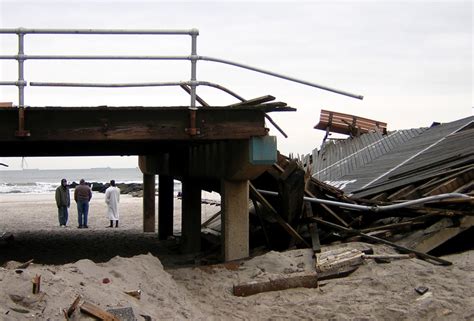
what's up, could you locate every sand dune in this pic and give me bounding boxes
[1,193,473,320]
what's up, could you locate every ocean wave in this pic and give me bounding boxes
[0,182,58,194]
[0,180,181,194]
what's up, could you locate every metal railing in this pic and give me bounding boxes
[0,27,364,108]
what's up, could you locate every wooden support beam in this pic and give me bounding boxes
[181,178,202,254]
[0,106,282,157]
[158,175,174,240]
[304,201,321,254]
[278,160,305,225]
[252,198,272,249]
[143,173,156,233]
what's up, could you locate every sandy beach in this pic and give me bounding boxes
[1,192,473,320]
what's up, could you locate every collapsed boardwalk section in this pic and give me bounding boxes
[0,104,293,261]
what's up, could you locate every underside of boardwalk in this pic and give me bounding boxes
[0,103,293,261]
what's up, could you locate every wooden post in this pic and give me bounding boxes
[158,175,174,240]
[143,174,156,232]
[32,274,41,294]
[181,178,201,253]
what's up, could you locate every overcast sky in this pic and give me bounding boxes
[0,0,472,170]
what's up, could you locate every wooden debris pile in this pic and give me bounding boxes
[251,156,474,264]
[202,152,473,266]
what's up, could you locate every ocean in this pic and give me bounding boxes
[0,167,181,194]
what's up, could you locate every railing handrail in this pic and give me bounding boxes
[0,27,363,110]
[0,27,199,35]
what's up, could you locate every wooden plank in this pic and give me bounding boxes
[80,302,120,321]
[386,184,416,201]
[65,295,82,318]
[414,216,474,253]
[228,95,275,107]
[423,168,474,196]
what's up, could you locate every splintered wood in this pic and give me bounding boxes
[316,248,364,272]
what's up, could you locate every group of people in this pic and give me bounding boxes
[55,178,121,229]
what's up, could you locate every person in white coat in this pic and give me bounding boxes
[105,180,121,228]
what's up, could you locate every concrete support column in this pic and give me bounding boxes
[143,173,156,232]
[158,175,174,240]
[221,179,249,261]
[181,178,201,253]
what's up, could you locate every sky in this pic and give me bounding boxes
[0,0,472,170]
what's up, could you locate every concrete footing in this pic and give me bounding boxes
[221,179,249,261]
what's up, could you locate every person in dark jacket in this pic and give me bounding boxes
[74,178,92,228]
[55,178,70,227]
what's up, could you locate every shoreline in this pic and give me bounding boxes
[0,192,220,233]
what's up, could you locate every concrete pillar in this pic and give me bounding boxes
[181,178,201,253]
[143,173,156,232]
[158,175,174,240]
[221,179,249,261]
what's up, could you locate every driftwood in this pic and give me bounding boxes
[233,273,318,297]
[16,259,34,269]
[233,263,361,297]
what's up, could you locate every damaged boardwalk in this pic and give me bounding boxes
[0,102,291,261]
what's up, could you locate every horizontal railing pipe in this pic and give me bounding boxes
[0,28,199,35]
[0,81,21,86]
[199,56,364,100]
[257,189,470,212]
[30,81,193,88]
[0,55,191,60]
[28,81,247,102]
